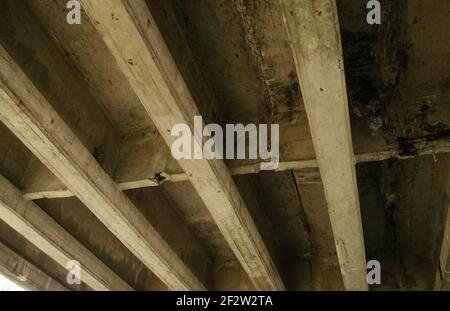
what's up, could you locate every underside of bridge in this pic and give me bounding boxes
[0,0,449,291]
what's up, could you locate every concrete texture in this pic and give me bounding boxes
[0,0,449,290]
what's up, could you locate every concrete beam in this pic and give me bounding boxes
[0,241,67,291]
[81,0,285,290]
[292,169,344,290]
[280,0,368,290]
[20,133,450,201]
[0,175,132,290]
[0,44,205,290]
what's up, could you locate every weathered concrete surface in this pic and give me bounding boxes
[0,240,67,291]
[293,169,344,290]
[358,155,450,290]
[173,0,315,165]
[339,0,450,155]
[389,155,450,290]
[0,219,88,291]
[38,197,168,291]
[160,180,254,290]
[0,0,449,291]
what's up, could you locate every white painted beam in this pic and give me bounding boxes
[0,45,205,291]
[280,0,368,290]
[81,0,285,290]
